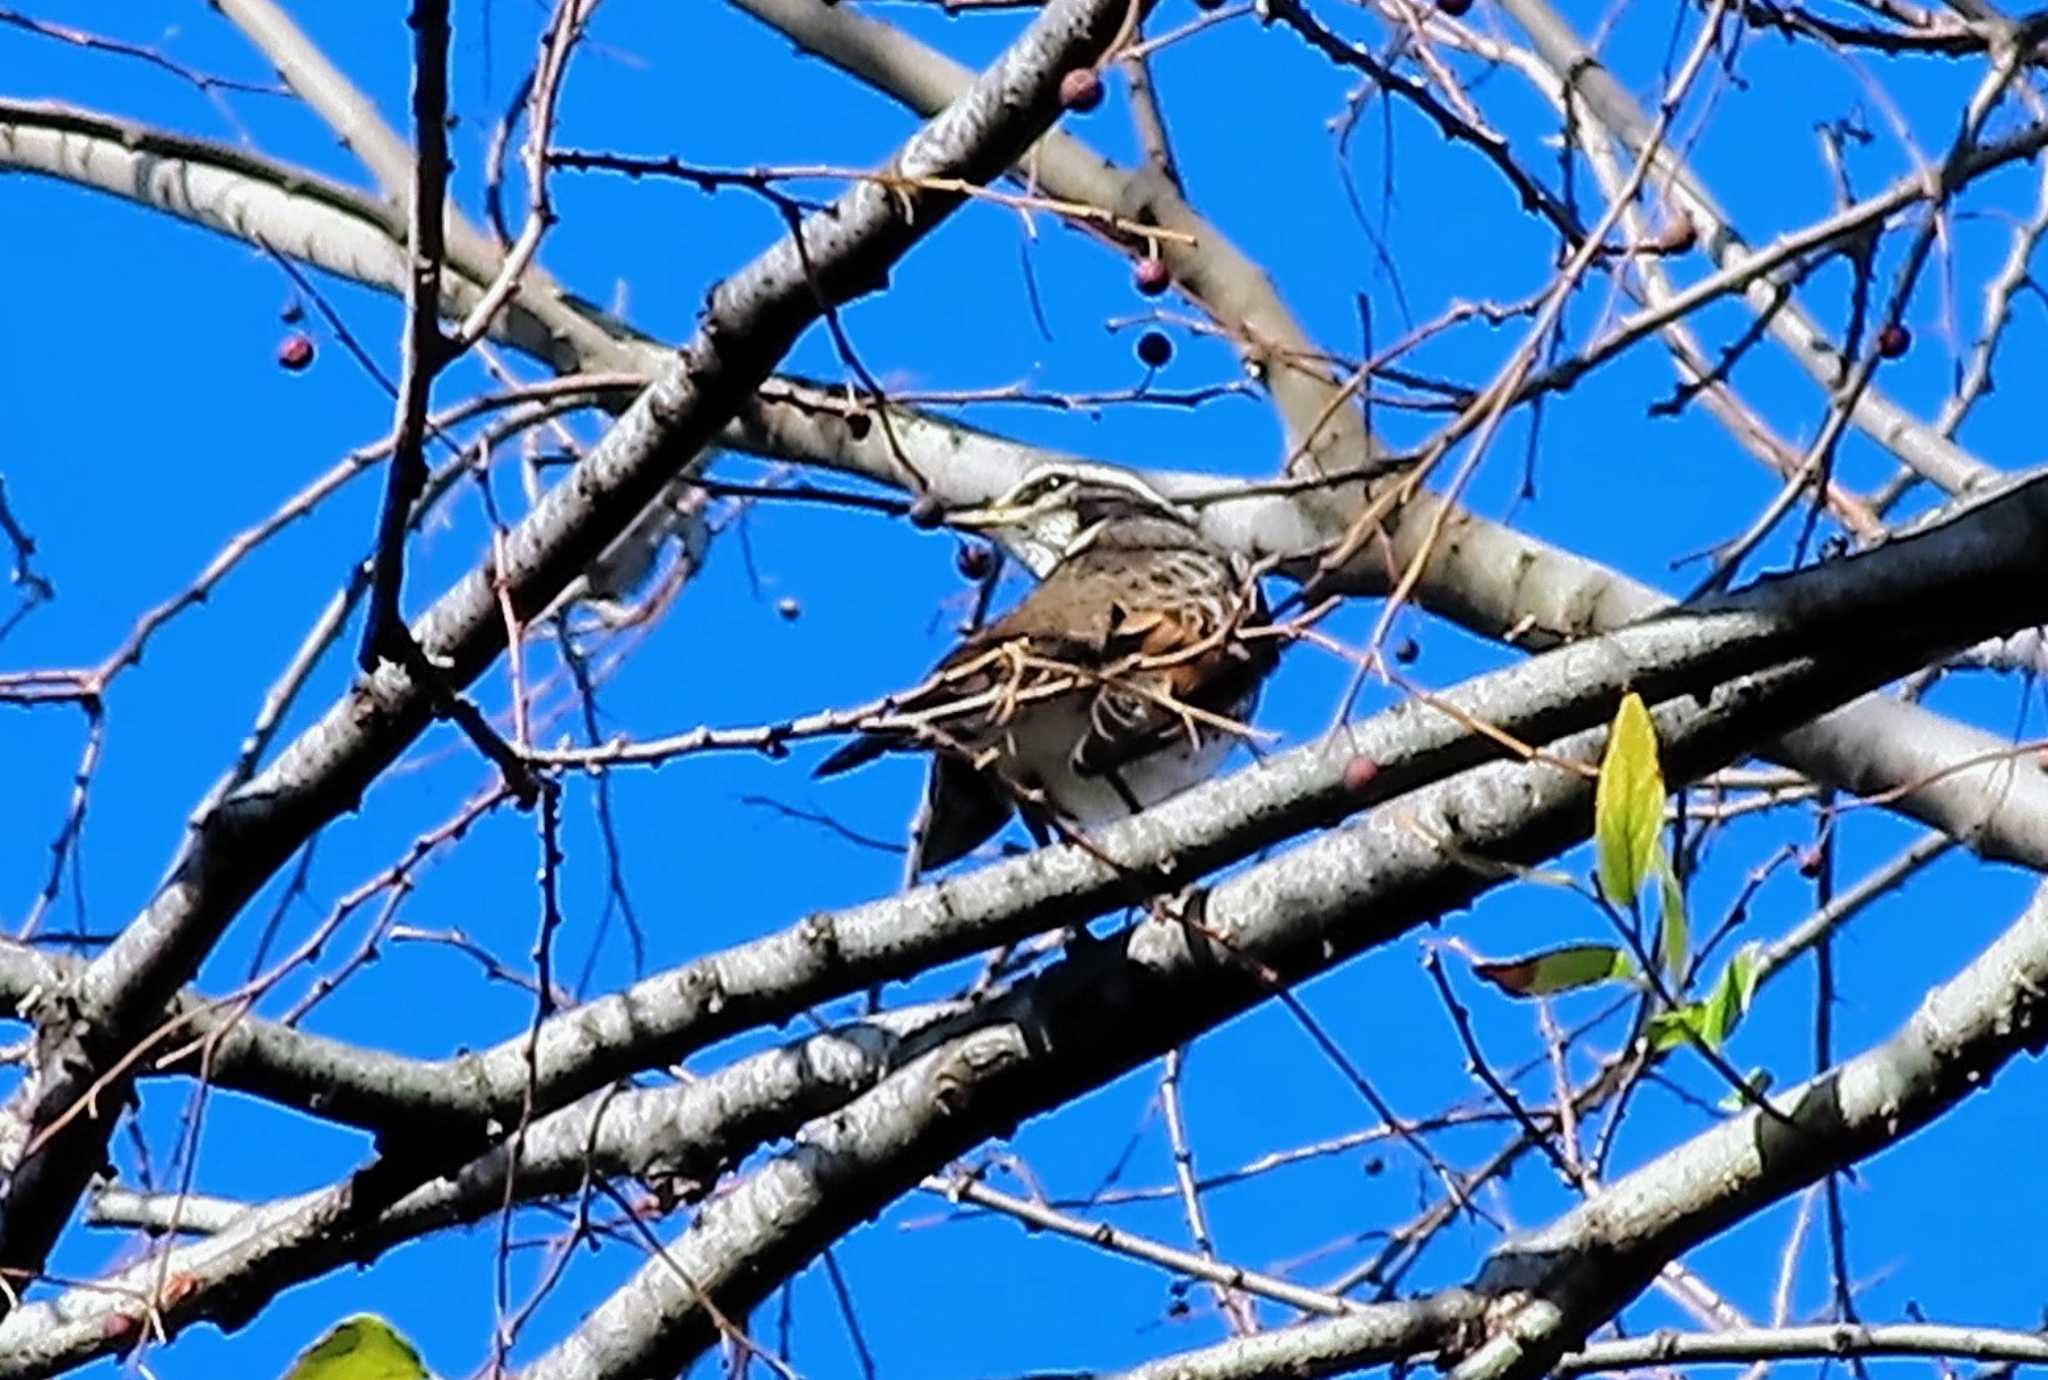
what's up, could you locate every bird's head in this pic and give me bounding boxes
[947,463,1195,575]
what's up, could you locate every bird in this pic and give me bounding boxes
[814,462,1279,875]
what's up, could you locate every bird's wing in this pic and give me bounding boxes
[815,548,1272,779]
[811,556,1127,781]
[1071,581,1275,777]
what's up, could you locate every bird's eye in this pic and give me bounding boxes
[1012,472,1072,507]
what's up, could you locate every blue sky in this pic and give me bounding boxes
[2,1,2045,1376]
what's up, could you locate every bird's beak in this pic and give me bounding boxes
[944,501,1033,531]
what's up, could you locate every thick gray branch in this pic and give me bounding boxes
[0,1004,953,1376]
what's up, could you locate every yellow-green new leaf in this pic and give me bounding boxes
[1645,1003,1705,1053]
[280,1316,427,1380]
[1645,944,1764,1055]
[1699,942,1764,1048]
[1595,692,1665,908]
[1472,943,1633,997]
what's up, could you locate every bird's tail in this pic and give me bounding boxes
[812,733,891,778]
[912,754,1014,872]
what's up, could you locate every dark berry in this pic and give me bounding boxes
[1876,323,1912,359]
[846,411,872,440]
[1437,0,1473,14]
[776,597,801,622]
[1135,330,1173,368]
[1133,256,1171,296]
[1058,68,1103,113]
[955,541,995,580]
[280,297,305,324]
[276,333,315,372]
[1393,636,1420,664]
[908,494,945,529]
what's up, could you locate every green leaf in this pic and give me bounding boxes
[1645,1003,1706,1053]
[1472,943,1633,997]
[1717,1066,1775,1113]
[1698,942,1764,1048]
[1594,692,1666,909]
[1645,944,1763,1055]
[1655,855,1688,984]
[281,1316,428,1380]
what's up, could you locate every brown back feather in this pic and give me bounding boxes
[817,534,1275,784]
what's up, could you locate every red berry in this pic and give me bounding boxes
[1876,323,1911,359]
[1059,68,1103,113]
[955,541,995,580]
[1133,256,1171,296]
[1135,330,1173,368]
[276,332,315,372]
[1343,756,1381,794]
[1658,211,1698,253]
